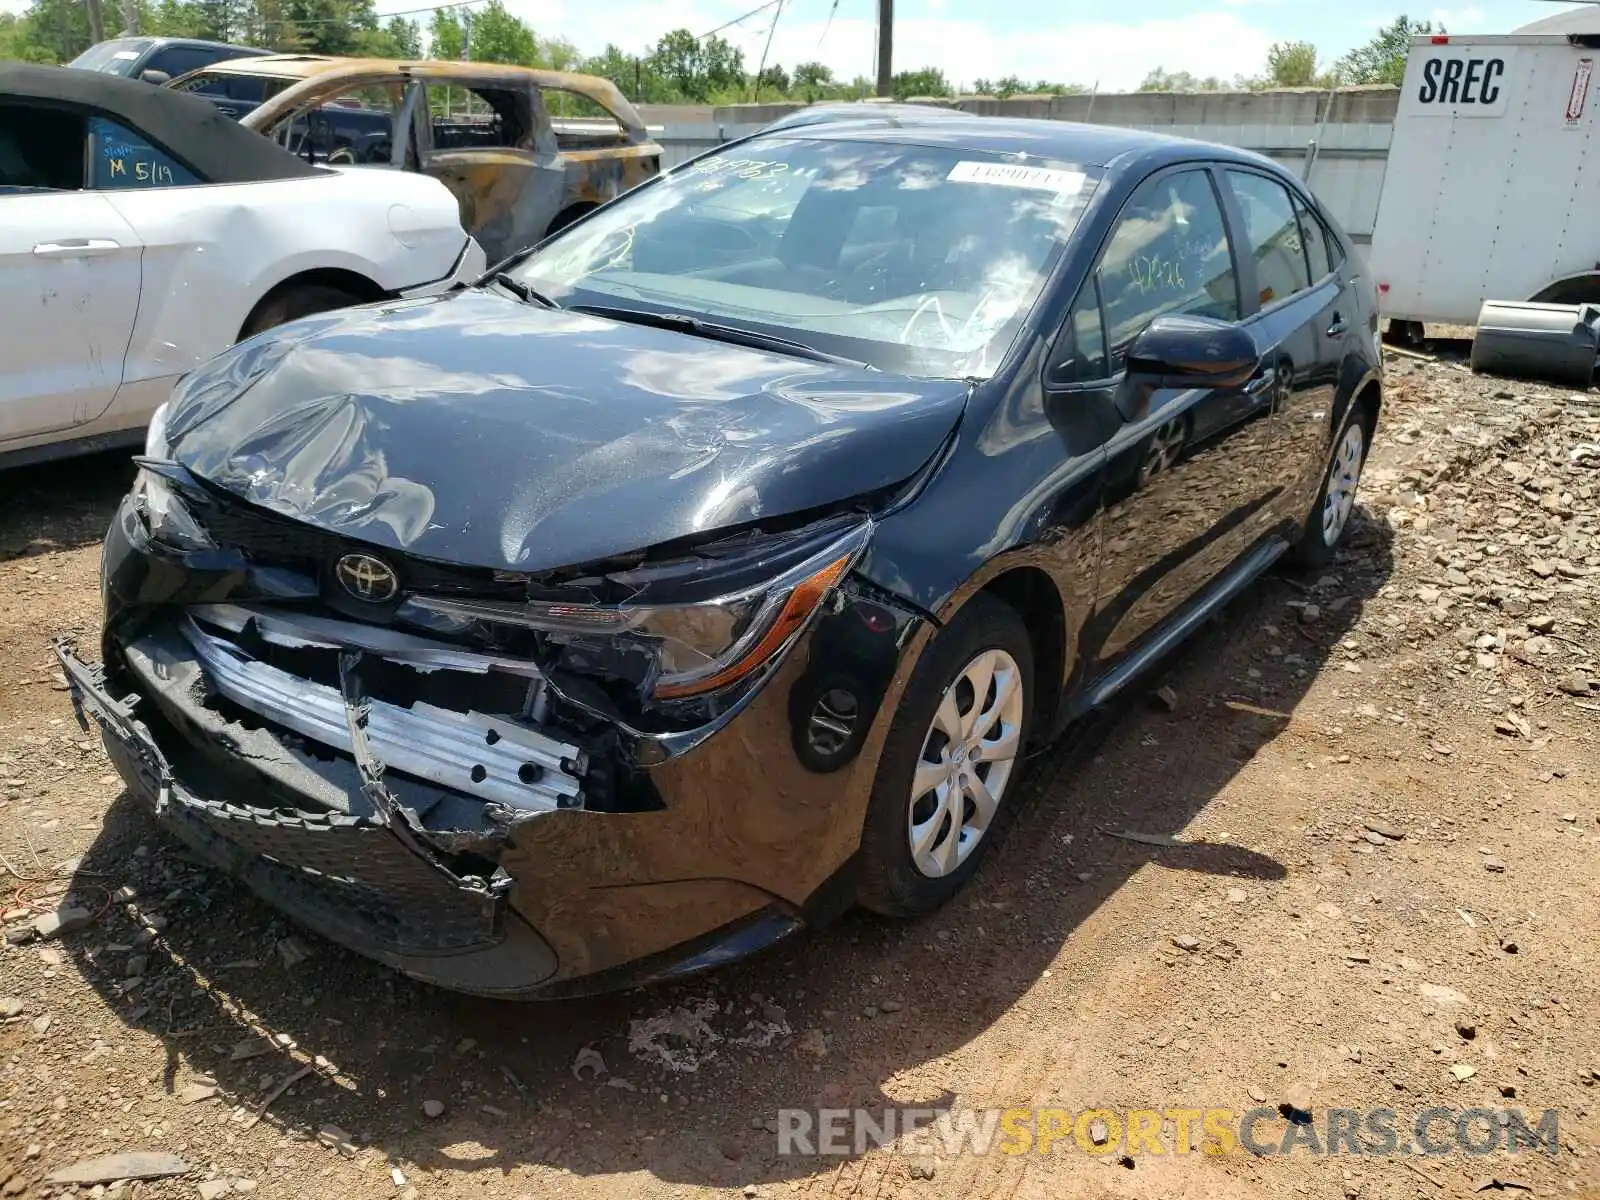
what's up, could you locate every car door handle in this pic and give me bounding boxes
[1326,314,1348,336]
[1243,367,1278,397]
[33,239,121,258]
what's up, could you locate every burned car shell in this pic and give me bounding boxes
[169,55,662,263]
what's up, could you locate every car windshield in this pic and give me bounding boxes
[68,38,154,74]
[512,136,1102,378]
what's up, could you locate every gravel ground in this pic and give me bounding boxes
[1,343,1597,1200]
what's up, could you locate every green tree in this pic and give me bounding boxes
[281,0,380,55]
[196,0,251,43]
[582,43,662,100]
[149,0,209,39]
[385,15,420,56]
[11,0,89,63]
[1336,15,1436,85]
[1138,66,1229,92]
[645,29,744,102]
[791,60,834,99]
[465,0,536,65]
[429,7,463,58]
[1264,40,1321,87]
[0,10,56,60]
[892,65,950,99]
[538,34,581,70]
[755,64,789,94]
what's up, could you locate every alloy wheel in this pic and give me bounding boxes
[907,648,1025,879]
[1321,422,1366,547]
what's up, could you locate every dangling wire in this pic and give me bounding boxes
[754,0,785,98]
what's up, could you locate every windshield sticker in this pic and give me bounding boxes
[112,50,139,59]
[947,161,1085,193]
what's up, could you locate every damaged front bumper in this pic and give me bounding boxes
[56,638,567,993]
[65,496,928,997]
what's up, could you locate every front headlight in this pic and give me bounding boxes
[408,521,870,700]
[133,403,214,551]
[145,401,171,458]
[131,471,215,552]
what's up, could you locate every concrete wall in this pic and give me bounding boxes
[638,87,1401,241]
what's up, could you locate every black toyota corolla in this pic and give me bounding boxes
[58,113,1382,997]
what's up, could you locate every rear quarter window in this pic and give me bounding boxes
[89,116,200,188]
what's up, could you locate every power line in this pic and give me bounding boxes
[814,0,839,52]
[752,0,783,92]
[697,0,783,41]
[262,0,481,29]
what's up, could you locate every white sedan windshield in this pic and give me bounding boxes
[514,136,1101,377]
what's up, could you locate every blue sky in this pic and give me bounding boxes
[467,0,1589,91]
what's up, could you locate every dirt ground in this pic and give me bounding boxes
[1,342,1597,1200]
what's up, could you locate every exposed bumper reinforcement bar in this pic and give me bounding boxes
[52,638,560,986]
[173,614,585,813]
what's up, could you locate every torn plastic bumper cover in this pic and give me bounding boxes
[53,633,563,990]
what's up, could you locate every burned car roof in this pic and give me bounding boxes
[186,54,649,129]
[1,60,317,183]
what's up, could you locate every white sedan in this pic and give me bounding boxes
[0,61,487,468]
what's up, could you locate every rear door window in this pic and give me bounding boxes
[543,87,626,150]
[1223,169,1312,308]
[1292,194,1342,279]
[428,85,536,152]
[89,116,200,188]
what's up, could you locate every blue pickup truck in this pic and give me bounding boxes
[67,37,270,84]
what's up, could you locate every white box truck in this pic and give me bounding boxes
[1369,31,1600,378]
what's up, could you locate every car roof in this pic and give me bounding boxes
[187,54,645,126]
[759,101,967,131]
[0,60,316,183]
[147,36,269,51]
[196,53,611,88]
[755,112,1277,172]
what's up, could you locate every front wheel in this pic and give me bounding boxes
[240,283,363,340]
[856,594,1034,917]
[1291,403,1369,569]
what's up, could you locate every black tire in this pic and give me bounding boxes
[856,593,1035,918]
[1290,400,1371,570]
[1383,319,1425,348]
[241,283,364,340]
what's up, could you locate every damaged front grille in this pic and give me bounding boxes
[188,484,527,598]
[174,604,588,813]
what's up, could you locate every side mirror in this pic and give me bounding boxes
[139,68,171,84]
[1125,314,1259,390]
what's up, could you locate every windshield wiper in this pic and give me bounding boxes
[571,303,867,368]
[487,273,560,309]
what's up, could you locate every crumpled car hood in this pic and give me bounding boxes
[166,290,970,573]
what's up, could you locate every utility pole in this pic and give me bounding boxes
[85,0,105,44]
[875,0,892,96]
[459,7,471,60]
[123,0,139,35]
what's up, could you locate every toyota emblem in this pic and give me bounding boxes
[334,553,400,603]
